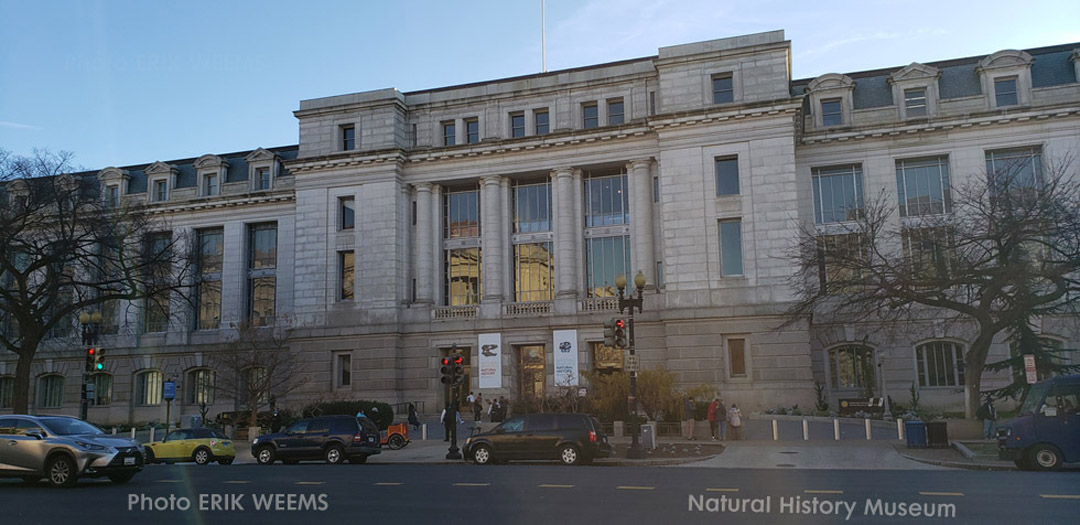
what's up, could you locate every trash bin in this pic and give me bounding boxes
[640,423,656,449]
[905,421,927,448]
[927,421,949,448]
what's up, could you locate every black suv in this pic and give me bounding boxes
[464,413,612,465]
[252,415,380,465]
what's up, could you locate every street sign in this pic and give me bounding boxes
[625,354,640,372]
[1024,354,1037,384]
[163,381,176,401]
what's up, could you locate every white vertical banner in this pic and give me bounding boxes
[478,333,502,389]
[553,329,579,386]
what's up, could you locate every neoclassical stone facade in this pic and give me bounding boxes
[3,31,1079,423]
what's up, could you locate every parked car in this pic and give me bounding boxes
[997,374,1080,470]
[0,415,145,487]
[252,415,381,465]
[144,427,235,465]
[464,413,612,465]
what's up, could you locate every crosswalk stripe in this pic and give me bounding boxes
[453,483,490,487]
[374,482,404,486]
[539,484,574,488]
[805,490,843,494]
[223,481,251,484]
[919,492,963,497]
[295,482,325,485]
[617,486,655,490]
[1040,494,1080,499]
[706,488,739,492]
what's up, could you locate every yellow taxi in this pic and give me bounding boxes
[144,427,235,465]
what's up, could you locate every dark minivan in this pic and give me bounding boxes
[997,374,1080,471]
[252,415,381,465]
[464,413,612,465]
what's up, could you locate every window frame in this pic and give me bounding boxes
[718,219,744,277]
[534,109,549,135]
[186,369,215,405]
[904,88,928,118]
[339,196,355,230]
[339,250,355,301]
[727,337,748,379]
[465,118,480,144]
[715,156,740,196]
[336,353,352,388]
[712,73,734,104]
[510,112,525,138]
[37,374,65,409]
[896,156,951,217]
[812,164,864,224]
[247,223,278,326]
[582,102,599,129]
[821,98,844,127]
[915,341,965,388]
[341,124,356,151]
[0,375,14,409]
[994,77,1019,108]
[196,227,224,330]
[606,98,624,125]
[828,344,876,390]
[135,370,164,406]
[442,121,456,146]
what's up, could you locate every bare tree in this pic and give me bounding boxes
[0,149,195,413]
[209,318,305,428]
[785,154,1080,418]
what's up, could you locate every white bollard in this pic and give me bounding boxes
[112,427,117,435]
[130,428,136,440]
[149,427,155,442]
[833,418,840,440]
[897,419,904,441]
[772,419,779,441]
[865,418,872,440]
[803,419,809,441]
[421,423,427,440]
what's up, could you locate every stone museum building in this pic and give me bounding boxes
[2,30,1079,423]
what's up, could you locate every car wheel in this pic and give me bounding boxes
[109,471,137,484]
[324,444,345,464]
[143,448,156,464]
[349,455,368,464]
[193,448,212,465]
[256,446,276,465]
[46,455,78,488]
[471,444,492,465]
[559,444,581,466]
[219,458,234,465]
[388,434,406,450]
[1029,444,1063,471]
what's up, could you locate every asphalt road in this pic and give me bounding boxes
[2,462,1078,525]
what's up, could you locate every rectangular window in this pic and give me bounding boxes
[712,74,734,104]
[442,121,456,146]
[513,242,554,302]
[728,338,746,377]
[339,251,354,301]
[518,345,546,399]
[38,375,64,409]
[445,247,481,305]
[607,98,624,125]
[187,370,214,405]
[652,175,659,203]
[153,180,168,202]
[585,235,631,298]
[136,371,163,406]
[337,354,352,388]
[513,182,552,233]
[584,173,629,227]
[0,376,12,409]
[829,345,875,390]
[715,157,739,196]
[342,125,355,151]
[465,118,479,144]
[719,219,743,276]
[904,88,928,117]
[247,223,277,326]
[896,157,951,217]
[916,342,965,387]
[196,228,223,330]
[821,98,843,126]
[255,167,271,190]
[339,196,355,230]
[204,174,219,196]
[534,109,549,135]
[106,185,120,207]
[655,261,664,287]
[91,374,112,406]
[986,147,1042,192]
[902,226,953,279]
[510,112,525,138]
[994,77,1018,107]
[145,232,172,333]
[817,233,867,289]
[591,341,624,370]
[445,190,480,238]
[582,103,598,129]
[812,164,864,224]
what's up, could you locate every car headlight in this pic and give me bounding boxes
[73,440,109,451]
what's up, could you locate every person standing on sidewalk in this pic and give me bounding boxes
[684,396,696,440]
[440,400,463,442]
[977,396,998,439]
[707,397,720,440]
[407,403,421,431]
[717,398,728,441]
[728,403,743,441]
[473,393,483,422]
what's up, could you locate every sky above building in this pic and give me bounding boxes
[2,0,1078,171]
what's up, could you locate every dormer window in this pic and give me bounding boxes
[244,148,281,192]
[152,179,168,202]
[994,78,1018,107]
[194,154,229,198]
[97,166,131,207]
[203,174,219,196]
[255,167,271,190]
[977,50,1034,110]
[904,88,928,117]
[806,74,855,130]
[105,185,120,207]
[888,63,940,120]
[821,98,843,126]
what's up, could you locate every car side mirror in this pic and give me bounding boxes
[1042,406,1058,417]
[24,429,45,440]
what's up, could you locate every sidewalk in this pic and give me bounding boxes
[670,440,948,470]
[893,440,1019,471]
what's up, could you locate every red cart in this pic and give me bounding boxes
[380,423,411,450]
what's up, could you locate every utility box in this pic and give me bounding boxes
[640,423,656,449]
[927,421,949,448]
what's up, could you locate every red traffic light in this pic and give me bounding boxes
[453,355,463,365]
[615,319,625,329]
[441,357,450,366]
[88,348,95,355]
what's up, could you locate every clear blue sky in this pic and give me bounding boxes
[2,0,1078,170]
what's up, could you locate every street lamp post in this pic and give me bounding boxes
[78,311,103,421]
[616,270,647,460]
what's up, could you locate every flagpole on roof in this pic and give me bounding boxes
[541,0,547,73]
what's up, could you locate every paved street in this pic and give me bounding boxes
[3,460,1078,524]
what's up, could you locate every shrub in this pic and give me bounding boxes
[814,381,830,413]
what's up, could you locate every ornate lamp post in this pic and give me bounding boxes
[616,270,647,459]
[78,311,103,420]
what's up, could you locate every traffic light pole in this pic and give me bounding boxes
[616,272,646,460]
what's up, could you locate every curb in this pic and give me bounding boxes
[895,450,1017,471]
[952,441,978,460]
[597,454,718,467]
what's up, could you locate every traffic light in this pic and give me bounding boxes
[614,318,628,348]
[451,354,465,385]
[85,348,96,373]
[604,319,617,347]
[93,348,105,371]
[440,356,454,385]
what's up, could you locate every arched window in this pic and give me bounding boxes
[38,374,65,409]
[90,373,113,406]
[135,370,163,406]
[0,376,14,409]
[916,341,965,387]
[828,345,875,390]
[187,369,215,405]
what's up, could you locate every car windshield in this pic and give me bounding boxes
[1018,381,1051,416]
[38,418,104,436]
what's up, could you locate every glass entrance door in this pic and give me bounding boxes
[518,345,546,400]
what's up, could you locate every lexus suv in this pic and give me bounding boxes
[0,415,145,487]
[465,413,613,465]
[252,415,381,465]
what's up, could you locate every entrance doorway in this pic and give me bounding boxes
[517,345,546,400]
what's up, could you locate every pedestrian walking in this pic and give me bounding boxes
[728,403,743,441]
[473,393,483,422]
[467,391,475,405]
[407,403,421,431]
[684,396,696,440]
[500,396,511,419]
[977,396,998,440]
[707,397,720,440]
[717,398,728,440]
[440,401,463,442]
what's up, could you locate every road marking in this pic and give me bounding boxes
[706,488,740,492]
[374,482,404,486]
[538,484,574,488]
[295,482,325,485]
[223,481,251,484]
[155,480,181,483]
[805,490,843,494]
[1040,494,1080,499]
[919,492,964,497]
[617,486,655,491]
[453,483,491,487]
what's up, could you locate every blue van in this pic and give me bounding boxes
[997,374,1080,470]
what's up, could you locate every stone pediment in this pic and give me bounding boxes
[245,147,281,163]
[807,73,855,93]
[98,166,131,182]
[888,63,940,84]
[977,50,1034,72]
[194,154,229,170]
[144,161,179,177]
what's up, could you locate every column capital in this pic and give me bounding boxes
[627,158,654,172]
[480,175,503,187]
[414,182,433,193]
[550,167,574,180]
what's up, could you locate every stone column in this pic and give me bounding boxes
[431,184,444,306]
[628,158,655,286]
[414,183,434,304]
[481,176,504,302]
[501,177,513,301]
[552,167,577,298]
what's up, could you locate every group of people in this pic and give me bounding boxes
[467,392,509,422]
[684,396,742,441]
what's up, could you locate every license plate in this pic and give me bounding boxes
[124,456,135,466]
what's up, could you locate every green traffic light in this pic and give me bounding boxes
[95,363,104,370]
